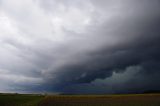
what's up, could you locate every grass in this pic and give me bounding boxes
[0,93,160,106]
[0,93,44,106]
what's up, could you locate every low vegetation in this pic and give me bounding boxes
[0,93,160,106]
[39,94,160,106]
[0,93,44,106]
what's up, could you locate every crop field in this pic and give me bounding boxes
[39,94,160,106]
[0,93,160,106]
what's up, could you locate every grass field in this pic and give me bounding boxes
[0,93,160,106]
[0,93,44,106]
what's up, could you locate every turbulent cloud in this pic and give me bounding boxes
[0,0,160,94]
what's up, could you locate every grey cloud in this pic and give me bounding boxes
[0,0,160,94]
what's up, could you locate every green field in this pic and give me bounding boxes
[0,93,160,106]
[0,94,44,106]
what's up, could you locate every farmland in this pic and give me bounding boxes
[39,94,160,106]
[0,93,160,106]
[0,93,44,106]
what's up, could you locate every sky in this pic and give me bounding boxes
[0,0,160,94]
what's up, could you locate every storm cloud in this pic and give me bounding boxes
[0,0,160,94]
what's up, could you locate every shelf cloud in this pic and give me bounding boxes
[0,0,160,94]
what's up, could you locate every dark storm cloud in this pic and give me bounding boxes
[40,0,160,93]
[0,0,160,94]
[36,1,160,92]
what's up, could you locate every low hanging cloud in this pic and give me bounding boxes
[0,0,160,94]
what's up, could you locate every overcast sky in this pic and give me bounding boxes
[0,0,160,94]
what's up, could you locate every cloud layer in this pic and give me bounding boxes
[0,0,160,94]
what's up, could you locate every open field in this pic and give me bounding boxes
[39,94,160,106]
[0,93,160,106]
[0,93,44,106]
